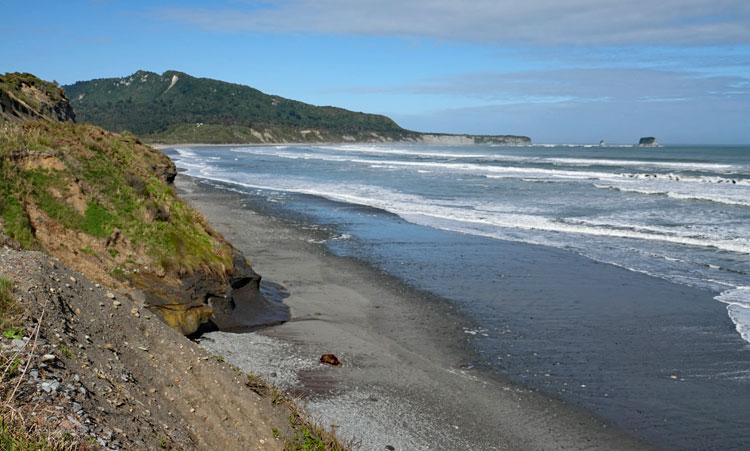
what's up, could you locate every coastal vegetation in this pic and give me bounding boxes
[245,373,349,451]
[1,72,255,336]
[0,276,21,339]
[0,119,232,277]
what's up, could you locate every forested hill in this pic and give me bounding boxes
[64,70,415,143]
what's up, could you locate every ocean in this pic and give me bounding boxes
[169,143,750,449]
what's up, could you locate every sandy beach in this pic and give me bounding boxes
[175,175,651,450]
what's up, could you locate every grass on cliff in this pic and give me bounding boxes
[0,416,86,451]
[0,120,232,276]
[0,276,22,335]
[0,72,65,112]
[245,373,350,451]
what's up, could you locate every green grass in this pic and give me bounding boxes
[0,277,21,333]
[58,344,73,359]
[0,416,82,451]
[0,417,48,450]
[110,266,128,281]
[0,119,233,277]
[284,412,347,451]
[2,327,24,340]
[0,194,36,249]
[80,245,96,256]
[244,373,348,451]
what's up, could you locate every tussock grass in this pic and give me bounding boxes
[0,276,21,333]
[0,411,87,450]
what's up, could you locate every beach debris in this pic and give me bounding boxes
[319,353,341,366]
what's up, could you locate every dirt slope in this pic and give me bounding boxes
[0,244,294,449]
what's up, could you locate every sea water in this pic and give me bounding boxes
[170,143,750,449]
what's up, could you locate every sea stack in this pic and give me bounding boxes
[638,136,659,147]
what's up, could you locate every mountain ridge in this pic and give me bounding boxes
[64,70,531,145]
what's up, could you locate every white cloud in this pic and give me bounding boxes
[158,0,750,45]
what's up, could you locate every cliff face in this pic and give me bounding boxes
[415,133,531,146]
[0,73,283,335]
[0,73,75,123]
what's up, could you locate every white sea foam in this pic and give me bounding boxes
[593,183,750,207]
[543,157,735,171]
[175,160,750,255]
[327,146,740,172]
[716,287,750,343]
[173,146,750,343]
[228,147,750,187]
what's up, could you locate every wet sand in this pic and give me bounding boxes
[176,175,651,450]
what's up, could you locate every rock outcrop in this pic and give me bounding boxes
[0,73,75,123]
[638,136,659,147]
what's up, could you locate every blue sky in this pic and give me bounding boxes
[2,0,749,144]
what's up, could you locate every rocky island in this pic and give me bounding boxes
[638,136,659,147]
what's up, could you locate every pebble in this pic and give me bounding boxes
[113,300,122,308]
[41,354,56,362]
[106,292,116,300]
[41,380,60,393]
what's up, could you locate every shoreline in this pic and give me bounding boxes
[176,174,651,450]
[150,141,534,149]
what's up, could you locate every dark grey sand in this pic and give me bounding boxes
[176,175,651,451]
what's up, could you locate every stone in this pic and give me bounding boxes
[106,292,115,299]
[40,354,56,362]
[319,353,341,366]
[41,380,60,393]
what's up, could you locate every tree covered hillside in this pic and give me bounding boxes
[64,70,413,143]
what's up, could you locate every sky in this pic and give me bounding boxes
[2,0,749,144]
